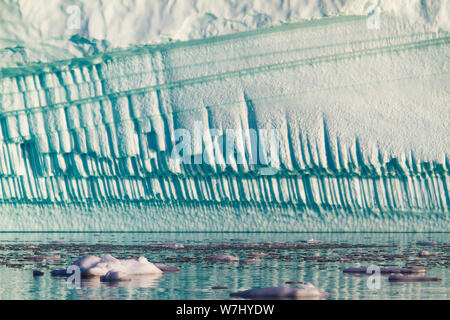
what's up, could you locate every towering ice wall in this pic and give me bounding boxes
[0,12,448,231]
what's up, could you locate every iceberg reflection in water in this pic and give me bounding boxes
[81,274,162,289]
[0,15,448,231]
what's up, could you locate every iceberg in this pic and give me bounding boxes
[0,12,448,231]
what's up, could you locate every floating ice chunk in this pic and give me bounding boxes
[230,283,329,299]
[151,243,185,249]
[388,274,441,282]
[154,263,180,272]
[247,252,269,258]
[241,258,262,264]
[344,267,427,274]
[25,254,61,262]
[418,250,437,257]
[206,254,239,263]
[418,250,430,257]
[162,243,184,249]
[44,254,61,260]
[305,239,322,244]
[70,254,163,277]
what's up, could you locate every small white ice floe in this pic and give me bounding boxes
[70,254,163,277]
[230,283,329,299]
[388,274,441,282]
[154,263,180,272]
[241,258,262,264]
[153,243,184,249]
[344,266,426,274]
[305,238,321,244]
[206,254,239,263]
[418,250,437,257]
[247,252,269,258]
[163,243,185,249]
[25,254,61,262]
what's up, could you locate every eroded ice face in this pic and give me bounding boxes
[0,2,448,232]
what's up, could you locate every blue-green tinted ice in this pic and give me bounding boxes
[0,16,448,231]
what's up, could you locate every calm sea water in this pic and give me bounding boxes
[0,233,448,300]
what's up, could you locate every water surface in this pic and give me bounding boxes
[0,233,448,300]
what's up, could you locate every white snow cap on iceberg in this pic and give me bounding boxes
[1,0,448,66]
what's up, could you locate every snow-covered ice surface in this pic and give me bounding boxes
[0,1,448,231]
[0,0,449,67]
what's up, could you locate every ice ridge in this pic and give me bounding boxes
[0,16,448,231]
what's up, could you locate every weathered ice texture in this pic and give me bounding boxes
[0,16,448,231]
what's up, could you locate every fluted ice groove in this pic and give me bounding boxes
[0,16,448,231]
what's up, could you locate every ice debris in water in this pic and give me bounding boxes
[151,243,185,249]
[418,250,437,257]
[305,238,322,244]
[388,274,442,282]
[241,258,262,264]
[247,252,269,258]
[343,266,427,274]
[417,242,439,247]
[154,263,180,272]
[69,254,163,277]
[230,283,329,299]
[50,269,70,277]
[25,254,61,262]
[206,254,239,263]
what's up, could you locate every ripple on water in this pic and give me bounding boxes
[0,233,448,300]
